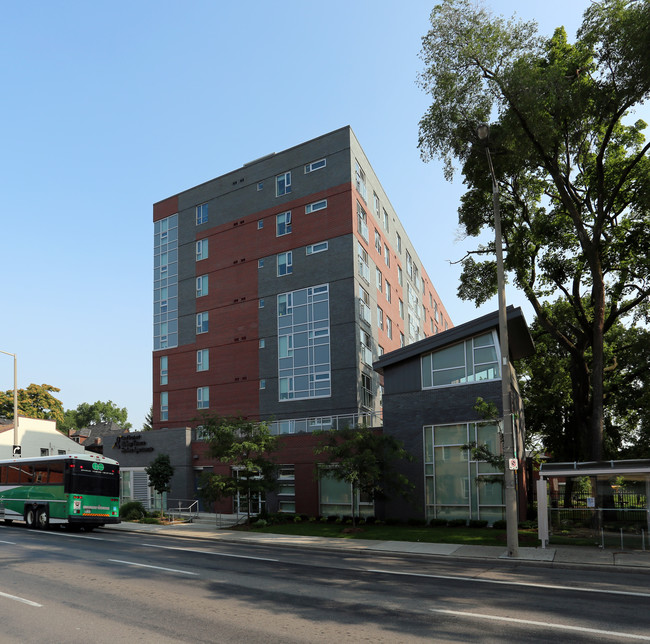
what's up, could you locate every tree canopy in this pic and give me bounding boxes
[0,383,65,427]
[61,400,132,433]
[418,0,650,460]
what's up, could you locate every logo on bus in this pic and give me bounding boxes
[92,462,105,471]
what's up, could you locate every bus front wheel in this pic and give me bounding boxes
[24,507,36,529]
[36,508,49,530]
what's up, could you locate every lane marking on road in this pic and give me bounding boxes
[142,543,279,562]
[0,591,42,608]
[430,608,650,641]
[45,532,104,541]
[367,568,650,598]
[109,559,199,575]
[0,540,16,545]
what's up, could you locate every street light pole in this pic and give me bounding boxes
[477,125,519,558]
[0,350,19,456]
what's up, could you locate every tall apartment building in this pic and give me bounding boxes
[152,127,452,433]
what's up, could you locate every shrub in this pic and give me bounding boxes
[385,517,404,526]
[119,501,146,521]
[140,517,160,524]
[447,519,467,527]
[326,515,338,523]
[408,518,427,527]
[365,516,377,525]
[469,520,488,528]
[492,520,507,530]
[428,518,447,527]
[253,519,268,528]
[293,515,302,523]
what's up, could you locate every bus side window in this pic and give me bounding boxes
[18,465,35,484]
[48,462,64,484]
[34,466,48,484]
[0,464,6,484]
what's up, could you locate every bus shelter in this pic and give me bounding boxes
[537,460,650,550]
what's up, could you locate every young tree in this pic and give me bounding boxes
[314,426,413,526]
[145,454,175,519]
[198,416,278,523]
[418,0,650,460]
[0,383,65,428]
[142,406,153,431]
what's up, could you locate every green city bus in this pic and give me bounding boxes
[0,453,121,530]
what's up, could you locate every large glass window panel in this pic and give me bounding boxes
[477,478,504,506]
[432,367,467,386]
[431,343,465,370]
[435,424,468,445]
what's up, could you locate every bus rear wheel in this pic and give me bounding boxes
[36,508,49,530]
[24,507,36,529]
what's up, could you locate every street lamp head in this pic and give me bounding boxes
[477,124,490,141]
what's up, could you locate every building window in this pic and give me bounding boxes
[305,199,327,214]
[378,345,384,356]
[355,159,367,202]
[359,286,371,325]
[258,259,264,268]
[160,391,168,421]
[361,373,373,409]
[396,231,402,253]
[196,312,209,334]
[160,356,168,385]
[257,182,264,191]
[259,339,265,348]
[406,251,413,279]
[386,316,393,339]
[357,242,370,283]
[196,275,208,297]
[424,423,503,525]
[398,265,403,286]
[385,279,391,303]
[197,349,209,372]
[154,214,179,351]
[399,299,404,319]
[276,171,291,196]
[377,306,384,330]
[360,328,372,366]
[384,244,390,267]
[421,331,500,389]
[373,192,380,217]
[259,299,265,308]
[278,465,296,512]
[305,158,326,173]
[383,208,390,232]
[277,251,293,276]
[260,379,266,390]
[374,229,382,254]
[306,241,328,255]
[277,284,331,401]
[196,203,208,225]
[197,387,209,409]
[258,220,264,229]
[400,332,405,347]
[276,211,292,236]
[196,239,208,261]
[376,268,383,292]
[357,201,368,243]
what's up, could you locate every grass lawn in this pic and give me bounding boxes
[232,521,542,547]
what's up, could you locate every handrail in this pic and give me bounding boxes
[166,499,199,522]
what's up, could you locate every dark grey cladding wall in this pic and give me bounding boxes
[382,379,503,521]
[102,428,194,502]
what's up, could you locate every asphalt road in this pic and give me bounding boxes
[1,523,649,643]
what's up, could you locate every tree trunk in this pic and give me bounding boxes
[590,282,606,461]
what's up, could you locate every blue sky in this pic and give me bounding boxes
[2,1,647,430]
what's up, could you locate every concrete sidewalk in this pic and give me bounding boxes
[101,520,650,570]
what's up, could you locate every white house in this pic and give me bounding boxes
[0,417,86,459]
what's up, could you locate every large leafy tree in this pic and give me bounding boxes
[314,426,413,526]
[0,383,65,427]
[62,400,132,432]
[518,301,650,460]
[198,416,278,522]
[418,0,650,460]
